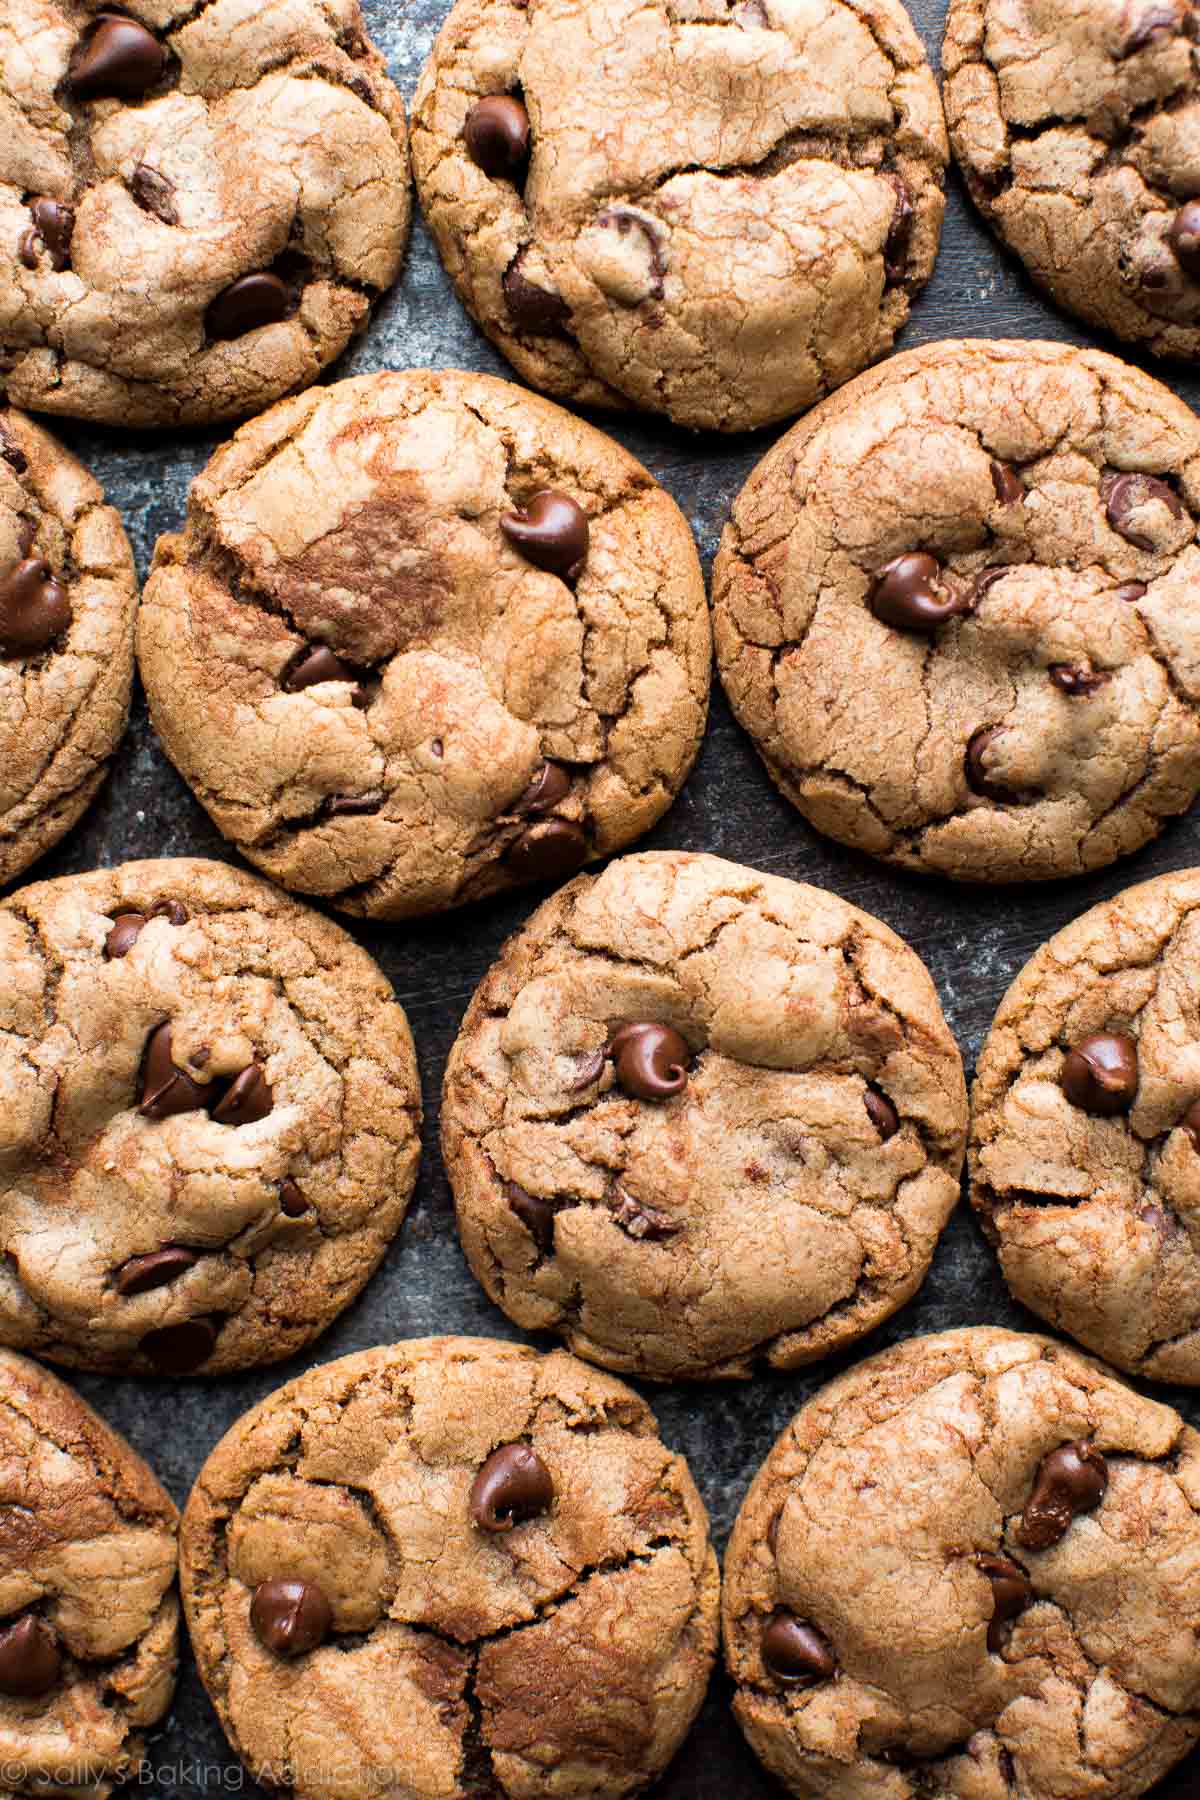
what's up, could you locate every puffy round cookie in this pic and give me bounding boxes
[0,1347,179,1796]
[722,1326,1200,1800]
[180,1336,720,1800]
[139,370,710,920]
[970,867,1200,1385]
[1,0,410,427]
[944,0,1200,357]
[410,0,947,433]
[0,857,421,1375]
[713,339,1200,884]
[0,406,136,885]
[441,850,968,1381]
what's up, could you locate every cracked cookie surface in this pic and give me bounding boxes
[0,1346,179,1798]
[944,0,1200,356]
[410,0,946,434]
[971,867,1200,1384]
[138,370,710,920]
[179,1335,719,1800]
[713,339,1200,884]
[722,1325,1200,1800]
[0,856,421,1375]
[441,850,968,1382]
[0,406,135,884]
[0,0,410,427]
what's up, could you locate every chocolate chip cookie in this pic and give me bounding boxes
[713,339,1200,884]
[944,0,1200,357]
[1,0,410,427]
[723,1326,1200,1800]
[0,406,136,884]
[138,370,710,920]
[441,850,968,1381]
[0,1346,179,1795]
[410,0,947,433]
[180,1336,719,1800]
[0,856,421,1375]
[969,867,1200,1384]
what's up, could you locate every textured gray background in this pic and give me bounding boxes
[22,0,1200,1792]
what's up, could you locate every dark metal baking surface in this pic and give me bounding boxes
[27,0,1200,1793]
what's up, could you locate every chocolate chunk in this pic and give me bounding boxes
[883,175,913,286]
[116,1246,197,1296]
[18,229,39,270]
[1169,199,1200,280]
[505,1180,557,1252]
[501,490,589,580]
[464,95,530,179]
[506,819,588,882]
[0,1615,61,1698]
[761,1613,837,1685]
[250,1579,332,1657]
[210,1064,273,1126]
[130,163,178,225]
[326,789,385,816]
[280,1179,309,1217]
[977,1553,1033,1651]
[0,428,27,475]
[517,761,571,813]
[139,1023,211,1118]
[140,1315,218,1373]
[610,1184,682,1240]
[1100,469,1184,550]
[155,899,188,926]
[1060,1032,1138,1115]
[504,259,571,335]
[0,558,71,651]
[864,1087,899,1139]
[104,899,188,959]
[1048,664,1109,695]
[23,200,74,271]
[609,1021,690,1100]
[1182,1098,1200,1146]
[1122,0,1181,51]
[206,272,290,340]
[469,1443,554,1531]
[869,552,962,631]
[1017,1441,1108,1550]
[283,645,359,691]
[1115,581,1148,603]
[965,726,1025,803]
[69,13,166,101]
[567,1048,606,1091]
[990,461,1023,506]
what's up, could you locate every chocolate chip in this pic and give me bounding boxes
[104,899,187,959]
[506,819,588,882]
[500,490,589,580]
[0,559,71,651]
[1100,469,1184,550]
[761,1613,837,1685]
[280,1179,309,1217]
[130,162,178,225]
[567,1048,606,1091]
[869,552,962,631]
[1049,664,1109,695]
[1115,581,1147,603]
[69,14,166,101]
[609,1021,690,1101]
[326,789,385,816]
[864,1087,899,1139]
[1182,1099,1200,1146]
[1122,0,1181,51]
[504,259,571,335]
[1017,1441,1108,1550]
[469,1443,554,1531]
[0,1615,60,1698]
[965,726,1025,804]
[464,95,530,179]
[283,645,359,691]
[22,200,74,271]
[18,229,39,270]
[155,899,188,926]
[1060,1032,1138,1115]
[977,1553,1033,1651]
[140,1314,219,1373]
[974,566,1009,602]
[610,1185,682,1240]
[139,1023,211,1118]
[0,427,27,475]
[206,272,290,340]
[1169,199,1200,279]
[517,761,571,813]
[505,1180,557,1252]
[210,1064,272,1126]
[116,1246,197,1296]
[883,175,913,286]
[991,462,1023,506]
[250,1579,332,1658]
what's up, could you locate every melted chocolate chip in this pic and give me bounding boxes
[1182,1098,1200,1147]
[504,259,571,335]
[206,272,290,340]
[1115,581,1148,603]
[250,1579,332,1658]
[505,1180,558,1252]
[977,1553,1033,1651]
[115,1246,197,1296]
[470,1443,554,1531]
[1048,664,1109,695]
[517,761,571,813]
[1101,469,1184,550]
[18,228,40,270]
[610,1184,682,1240]
[130,162,178,225]
[139,1023,210,1118]
[883,175,913,286]
[1060,1032,1138,1115]
[864,1087,899,1140]
[70,14,166,101]
[24,200,74,271]
[567,1048,606,1091]
[104,899,188,959]
[283,645,360,692]
[965,726,1024,804]
[507,819,588,882]
[991,462,1024,506]
[280,1179,309,1217]
[326,789,385,816]
[464,95,530,178]
[0,1615,61,1698]
[0,558,71,651]
[1017,1441,1108,1550]
[609,1021,690,1101]
[869,552,962,631]
[1170,199,1200,280]
[210,1064,272,1126]
[761,1613,837,1685]
[140,1314,219,1373]
[501,490,589,580]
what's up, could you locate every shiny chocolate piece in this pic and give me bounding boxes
[0,558,71,651]
[250,1579,333,1657]
[977,1552,1033,1651]
[464,96,530,178]
[761,1613,837,1685]
[0,1615,61,1698]
[210,1064,273,1126]
[1170,199,1200,280]
[140,1314,219,1372]
[506,819,587,882]
[1100,469,1184,549]
[505,1180,557,1252]
[469,1443,554,1531]
[1060,1033,1138,1115]
[883,175,913,285]
[129,162,178,224]
[206,272,290,340]
[115,1246,197,1296]
[1049,664,1109,696]
[139,1022,210,1118]
[500,490,589,579]
[990,461,1024,506]
[609,1021,690,1101]
[1017,1441,1108,1550]
[517,761,571,813]
[869,552,962,631]
[864,1087,899,1139]
[70,14,166,101]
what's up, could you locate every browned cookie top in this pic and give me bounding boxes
[410,0,947,433]
[0,857,420,1375]
[1,0,410,427]
[972,867,1200,1384]
[180,1337,719,1800]
[0,1348,179,1797]
[138,370,710,921]
[714,340,1200,883]
[722,1327,1200,1800]
[441,851,968,1381]
[944,0,1200,357]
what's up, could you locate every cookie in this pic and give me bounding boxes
[441,850,968,1381]
[944,0,1200,357]
[138,370,710,921]
[410,0,947,433]
[969,867,1200,1385]
[722,1325,1200,1800]
[713,339,1200,884]
[0,406,136,885]
[1,0,410,427]
[0,856,421,1375]
[0,1347,179,1796]
[180,1335,719,1800]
